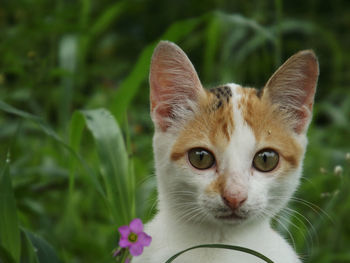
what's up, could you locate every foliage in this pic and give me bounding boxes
[0,0,349,262]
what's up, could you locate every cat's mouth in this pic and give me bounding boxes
[215,212,246,221]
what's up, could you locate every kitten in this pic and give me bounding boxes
[134,41,318,263]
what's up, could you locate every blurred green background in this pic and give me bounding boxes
[0,0,349,262]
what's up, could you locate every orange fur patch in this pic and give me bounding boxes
[170,88,234,162]
[238,87,302,168]
[205,173,225,196]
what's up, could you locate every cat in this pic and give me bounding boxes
[133,41,319,263]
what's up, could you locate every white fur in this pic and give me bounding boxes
[134,83,307,263]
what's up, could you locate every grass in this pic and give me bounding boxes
[0,0,350,262]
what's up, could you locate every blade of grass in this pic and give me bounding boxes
[25,230,61,263]
[0,246,16,263]
[79,0,126,67]
[68,111,86,198]
[19,230,39,263]
[219,27,247,82]
[218,12,275,42]
[4,103,137,227]
[271,19,342,84]
[203,15,221,82]
[79,0,91,29]
[0,100,105,199]
[123,114,136,218]
[0,159,20,263]
[165,244,274,263]
[58,35,78,127]
[90,1,126,38]
[274,0,283,66]
[80,108,132,226]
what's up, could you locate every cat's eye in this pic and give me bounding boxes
[253,149,279,172]
[188,148,215,170]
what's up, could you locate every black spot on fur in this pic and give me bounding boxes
[216,101,222,109]
[209,85,232,110]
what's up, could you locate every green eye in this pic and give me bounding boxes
[188,148,215,170]
[253,149,279,172]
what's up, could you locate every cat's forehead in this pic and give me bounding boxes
[171,83,248,160]
[205,83,258,150]
[208,85,233,110]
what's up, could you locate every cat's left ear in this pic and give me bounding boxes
[149,41,205,131]
[262,50,319,134]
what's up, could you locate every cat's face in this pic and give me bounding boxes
[149,41,318,226]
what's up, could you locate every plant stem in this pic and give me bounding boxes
[165,244,274,263]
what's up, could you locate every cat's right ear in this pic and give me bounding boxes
[261,50,319,134]
[149,41,204,132]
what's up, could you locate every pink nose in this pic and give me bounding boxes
[222,192,247,210]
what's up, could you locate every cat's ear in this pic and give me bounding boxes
[149,41,204,131]
[262,50,319,134]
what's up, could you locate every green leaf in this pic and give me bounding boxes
[79,0,91,28]
[24,231,61,263]
[90,1,126,38]
[58,35,78,127]
[110,43,154,124]
[218,12,275,41]
[0,161,20,263]
[0,100,62,143]
[0,245,16,263]
[203,16,221,81]
[78,1,126,66]
[0,100,105,199]
[80,109,133,225]
[68,111,86,198]
[165,244,274,263]
[19,230,39,263]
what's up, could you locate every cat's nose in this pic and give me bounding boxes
[221,192,247,210]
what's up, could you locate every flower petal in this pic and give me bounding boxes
[138,232,152,246]
[129,218,143,234]
[130,243,144,256]
[118,225,131,238]
[125,258,130,263]
[119,238,131,248]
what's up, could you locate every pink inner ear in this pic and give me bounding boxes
[295,56,318,109]
[149,41,203,131]
[294,106,311,134]
[263,50,319,134]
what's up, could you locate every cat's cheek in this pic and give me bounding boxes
[170,158,216,187]
[242,177,270,215]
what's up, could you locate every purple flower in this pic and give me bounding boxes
[118,218,152,256]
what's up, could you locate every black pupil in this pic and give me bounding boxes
[198,151,205,161]
[263,153,267,163]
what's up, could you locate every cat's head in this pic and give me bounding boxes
[149,41,318,226]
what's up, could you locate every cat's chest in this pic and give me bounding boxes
[137,239,298,263]
[133,215,300,263]
[138,242,270,263]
